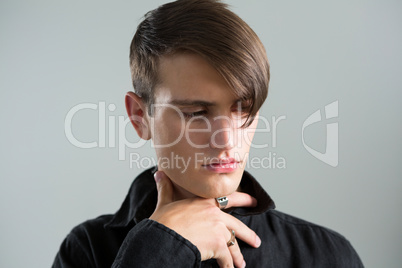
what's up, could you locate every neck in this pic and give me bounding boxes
[171,181,197,201]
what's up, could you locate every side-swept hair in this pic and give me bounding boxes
[130,0,270,127]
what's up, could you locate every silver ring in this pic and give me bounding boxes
[227,229,236,247]
[216,196,228,210]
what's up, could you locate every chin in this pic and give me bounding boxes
[170,169,243,199]
[193,180,239,199]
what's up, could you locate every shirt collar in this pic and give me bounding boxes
[105,166,275,229]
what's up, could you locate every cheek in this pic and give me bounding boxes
[152,115,184,146]
[245,129,256,146]
[185,130,209,147]
[239,121,259,150]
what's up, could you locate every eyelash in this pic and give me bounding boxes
[232,106,250,112]
[182,110,207,119]
[181,103,251,120]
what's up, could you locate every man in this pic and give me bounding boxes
[53,0,363,267]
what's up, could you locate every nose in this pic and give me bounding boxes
[210,116,236,150]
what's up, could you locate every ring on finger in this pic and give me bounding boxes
[227,229,236,247]
[216,196,228,210]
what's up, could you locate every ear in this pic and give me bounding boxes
[125,92,151,140]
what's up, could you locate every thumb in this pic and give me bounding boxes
[154,170,174,207]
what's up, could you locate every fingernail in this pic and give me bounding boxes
[242,260,246,268]
[255,236,261,247]
[252,197,258,207]
[154,172,162,183]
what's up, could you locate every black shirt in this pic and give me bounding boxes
[53,167,364,267]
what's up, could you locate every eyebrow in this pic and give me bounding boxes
[168,99,217,107]
[168,98,244,107]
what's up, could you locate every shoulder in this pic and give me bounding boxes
[265,209,354,247]
[61,214,116,254]
[54,214,124,267]
[259,210,364,267]
[268,209,347,238]
[68,214,115,238]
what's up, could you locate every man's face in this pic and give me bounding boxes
[144,53,259,199]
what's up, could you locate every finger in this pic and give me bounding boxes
[228,238,246,268]
[225,192,257,209]
[154,171,174,206]
[223,214,261,249]
[215,243,234,268]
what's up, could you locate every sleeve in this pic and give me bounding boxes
[112,219,202,268]
[316,227,365,268]
[337,239,365,268]
[52,219,202,268]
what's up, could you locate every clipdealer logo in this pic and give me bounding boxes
[301,101,339,167]
[63,102,287,167]
[63,100,339,168]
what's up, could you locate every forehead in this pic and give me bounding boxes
[154,53,237,103]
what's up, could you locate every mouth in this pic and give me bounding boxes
[202,158,240,173]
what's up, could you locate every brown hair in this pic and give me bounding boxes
[129,0,270,127]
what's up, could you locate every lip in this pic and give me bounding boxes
[203,158,239,173]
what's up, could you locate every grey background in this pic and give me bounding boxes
[1,0,401,267]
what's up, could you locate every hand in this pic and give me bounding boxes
[149,171,261,268]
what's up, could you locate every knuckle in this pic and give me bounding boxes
[216,221,227,231]
[217,237,228,249]
[207,205,220,215]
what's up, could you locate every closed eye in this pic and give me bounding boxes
[182,110,208,119]
[232,100,252,116]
